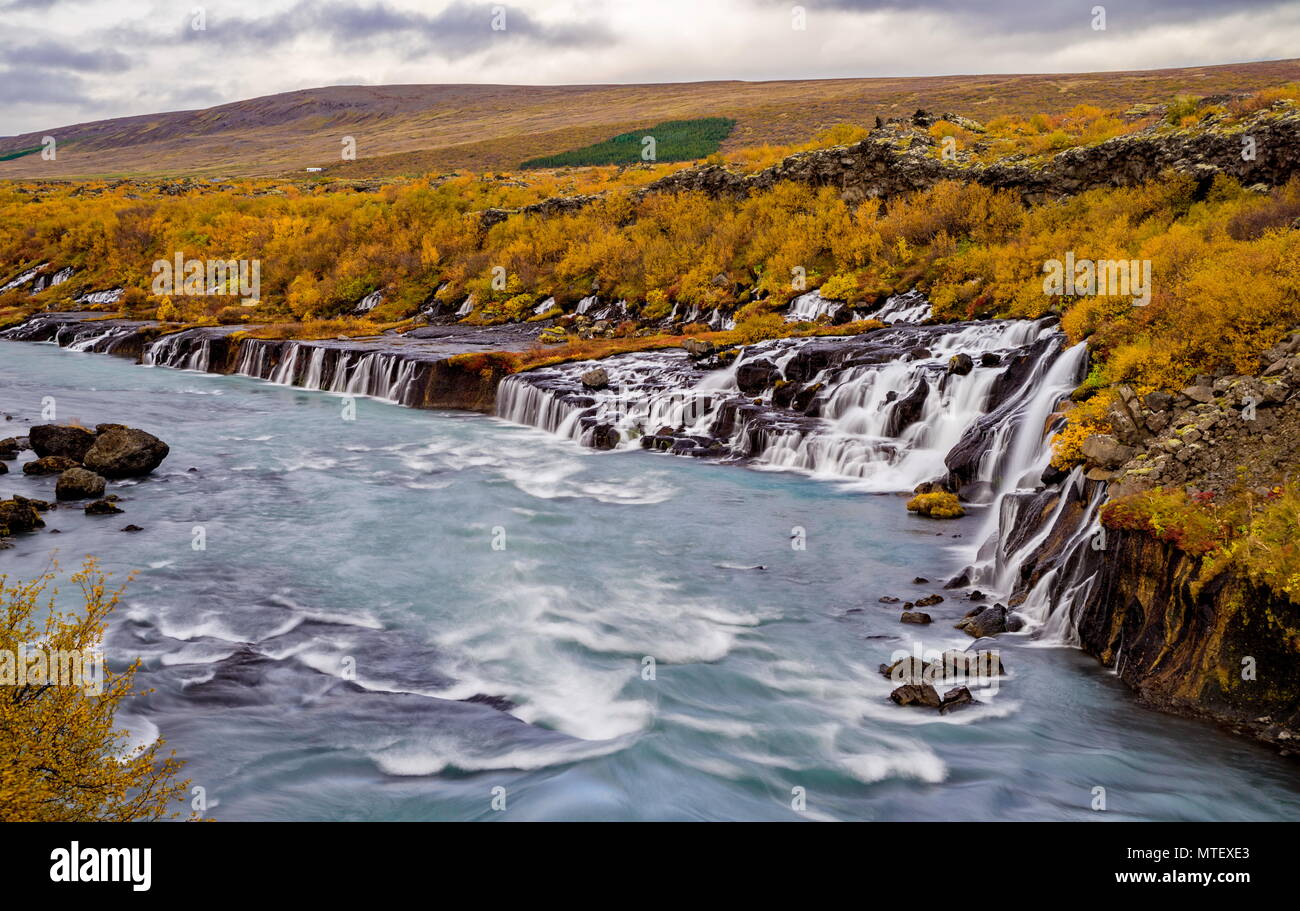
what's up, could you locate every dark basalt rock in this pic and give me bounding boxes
[29,424,95,461]
[0,436,28,459]
[954,604,1023,638]
[889,683,942,708]
[884,377,929,436]
[947,353,974,376]
[940,686,975,713]
[589,423,620,450]
[735,359,778,395]
[84,499,124,515]
[55,467,106,501]
[23,455,79,475]
[82,427,169,478]
[0,497,46,536]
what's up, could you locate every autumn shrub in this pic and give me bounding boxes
[1101,487,1228,556]
[906,491,965,518]
[0,560,195,821]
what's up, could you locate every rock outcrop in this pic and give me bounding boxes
[1076,528,1300,747]
[55,467,106,500]
[82,427,169,478]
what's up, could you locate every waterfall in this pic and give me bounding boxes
[143,330,215,371]
[496,317,1059,489]
[1,316,141,353]
[786,290,842,322]
[232,339,420,406]
[0,263,48,293]
[872,291,933,323]
[75,289,124,306]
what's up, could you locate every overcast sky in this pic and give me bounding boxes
[3,0,1298,135]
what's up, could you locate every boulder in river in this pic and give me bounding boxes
[900,611,932,624]
[890,683,942,708]
[23,455,79,475]
[55,467,107,501]
[82,427,169,478]
[915,594,944,607]
[580,368,610,390]
[589,424,620,450]
[0,436,27,459]
[947,353,974,376]
[940,686,975,713]
[84,499,124,515]
[0,497,46,536]
[954,604,1023,638]
[29,424,96,461]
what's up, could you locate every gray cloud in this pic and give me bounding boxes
[0,68,93,106]
[810,0,1293,34]
[177,0,612,58]
[1,40,132,73]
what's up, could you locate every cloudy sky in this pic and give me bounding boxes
[3,0,1298,134]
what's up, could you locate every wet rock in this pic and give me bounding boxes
[913,576,929,584]
[879,656,929,684]
[55,467,106,501]
[589,423,620,450]
[940,686,975,714]
[29,424,96,461]
[947,353,974,376]
[944,571,970,589]
[900,611,932,624]
[0,497,46,536]
[735,359,777,395]
[884,378,929,435]
[0,436,27,459]
[23,455,79,475]
[879,595,901,603]
[915,594,944,607]
[889,683,942,708]
[0,461,5,475]
[121,524,144,532]
[979,352,1001,367]
[954,604,1022,638]
[82,427,169,478]
[580,368,609,390]
[84,499,124,515]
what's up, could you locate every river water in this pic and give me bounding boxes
[2,339,1298,821]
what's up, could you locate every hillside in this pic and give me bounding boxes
[2,58,1300,179]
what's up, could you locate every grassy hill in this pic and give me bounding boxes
[1,59,1299,179]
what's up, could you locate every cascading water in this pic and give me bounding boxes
[143,330,215,371]
[497,308,1103,642]
[232,338,422,406]
[498,316,1058,491]
[872,290,933,323]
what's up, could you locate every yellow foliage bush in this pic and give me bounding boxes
[906,491,965,518]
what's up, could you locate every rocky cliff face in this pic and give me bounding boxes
[645,107,1300,205]
[1077,527,1300,749]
